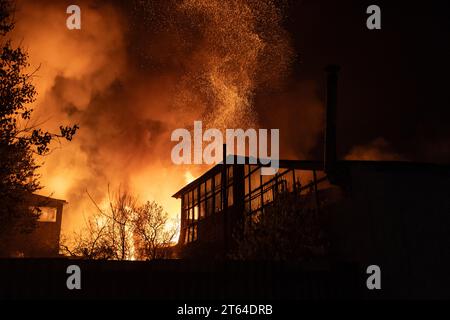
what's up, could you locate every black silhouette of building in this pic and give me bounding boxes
[10,194,66,257]
[172,67,450,299]
[171,65,342,259]
[172,158,332,258]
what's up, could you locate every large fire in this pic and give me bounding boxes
[9,0,293,242]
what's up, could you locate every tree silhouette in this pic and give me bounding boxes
[60,187,178,260]
[0,0,78,255]
[133,200,179,260]
[230,192,329,261]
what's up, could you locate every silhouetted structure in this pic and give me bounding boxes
[11,194,66,257]
[170,66,338,258]
[172,66,450,298]
[173,158,331,258]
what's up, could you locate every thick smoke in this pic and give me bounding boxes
[11,0,295,235]
[257,80,324,159]
[344,138,405,161]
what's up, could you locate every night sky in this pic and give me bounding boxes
[257,0,450,163]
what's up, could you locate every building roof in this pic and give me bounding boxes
[172,157,450,199]
[29,194,68,207]
[172,156,324,198]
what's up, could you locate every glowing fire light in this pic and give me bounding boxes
[11,0,293,259]
[184,171,196,184]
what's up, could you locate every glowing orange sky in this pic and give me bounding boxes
[10,0,293,238]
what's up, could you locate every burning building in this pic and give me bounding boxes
[173,157,331,258]
[172,66,450,296]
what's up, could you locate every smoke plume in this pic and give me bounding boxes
[11,0,294,235]
[345,137,405,161]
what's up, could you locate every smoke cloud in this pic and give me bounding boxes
[11,0,296,235]
[344,137,405,161]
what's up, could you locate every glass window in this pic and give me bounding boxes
[227,186,233,207]
[190,226,194,242]
[215,192,222,212]
[244,164,250,177]
[251,169,261,191]
[193,188,198,204]
[185,229,189,243]
[215,173,221,188]
[183,193,188,209]
[251,196,261,212]
[207,196,214,216]
[199,201,205,219]
[200,182,205,199]
[263,189,273,205]
[38,207,57,222]
[227,166,233,182]
[261,173,272,186]
[194,206,198,220]
[192,225,197,241]
[206,178,212,196]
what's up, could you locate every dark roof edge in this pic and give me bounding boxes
[172,158,450,198]
[29,193,68,205]
[172,158,323,198]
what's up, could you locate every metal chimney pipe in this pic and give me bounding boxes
[324,65,340,174]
